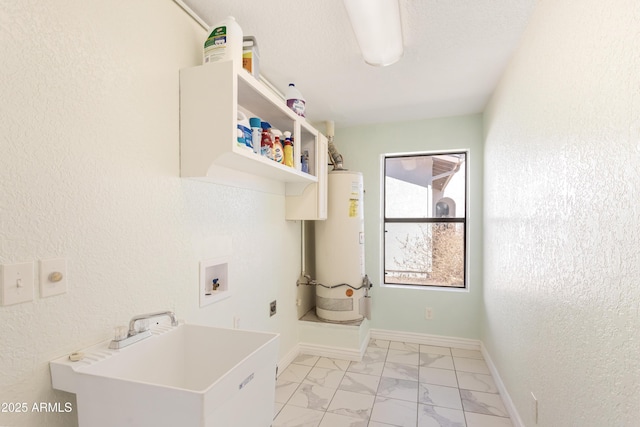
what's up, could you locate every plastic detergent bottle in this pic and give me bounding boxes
[285,83,306,117]
[203,16,243,66]
[242,36,260,77]
[273,136,284,163]
[250,117,262,154]
[271,129,284,163]
[237,112,252,150]
[283,131,294,167]
[260,122,274,160]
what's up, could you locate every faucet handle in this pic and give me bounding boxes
[114,326,128,341]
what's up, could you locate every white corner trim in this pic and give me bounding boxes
[277,343,301,378]
[279,322,370,376]
[480,342,525,427]
[370,328,481,350]
[172,0,209,30]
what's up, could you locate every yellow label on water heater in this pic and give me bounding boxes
[349,180,361,217]
[349,199,358,217]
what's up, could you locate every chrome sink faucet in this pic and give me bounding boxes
[128,310,178,335]
[109,311,178,349]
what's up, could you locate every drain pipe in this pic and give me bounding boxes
[299,221,309,282]
[298,221,312,288]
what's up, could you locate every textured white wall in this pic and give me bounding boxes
[483,0,640,425]
[337,115,484,339]
[0,1,301,426]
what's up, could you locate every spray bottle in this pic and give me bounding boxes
[260,122,274,160]
[283,131,294,167]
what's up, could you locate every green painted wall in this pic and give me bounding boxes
[335,114,483,339]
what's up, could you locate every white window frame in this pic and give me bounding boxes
[380,149,470,292]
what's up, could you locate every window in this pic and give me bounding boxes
[383,151,467,288]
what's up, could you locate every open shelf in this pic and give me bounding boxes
[180,61,318,188]
[180,60,327,217]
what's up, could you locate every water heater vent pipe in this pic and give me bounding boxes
[326,121,346,171]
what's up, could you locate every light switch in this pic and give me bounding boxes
[40,257,67,298]
[1,262,35,306]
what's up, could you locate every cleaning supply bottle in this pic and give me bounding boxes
[283,131,294,167]
[250,117,262,154]
[301,150,309,173]
[273,136,284,163]
[203,16,243,66]
[260,122,274,160]
[237,112,252,150]
[285,83,306,117]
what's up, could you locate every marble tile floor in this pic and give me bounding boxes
[273,339,512,427]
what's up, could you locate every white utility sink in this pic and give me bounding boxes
[50,323,279,427]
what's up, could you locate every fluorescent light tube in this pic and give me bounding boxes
[343,0,404,66]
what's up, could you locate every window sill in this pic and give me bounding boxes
[381,282,470,293]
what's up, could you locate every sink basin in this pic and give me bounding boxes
[50,323,279,427]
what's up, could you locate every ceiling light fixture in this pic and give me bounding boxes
[343,0,404,67]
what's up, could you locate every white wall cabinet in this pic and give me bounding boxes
[179,61,326,219]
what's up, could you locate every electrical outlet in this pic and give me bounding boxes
[270,300,277,317]
[40,257,67,298]
[425,307,433,320]
[531,392,538,424]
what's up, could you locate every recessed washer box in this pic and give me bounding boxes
[200,257,230,307]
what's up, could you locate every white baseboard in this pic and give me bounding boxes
[480,342,524,427]
[276,343,361,378]
[297,343,360,361]
[297,335,368,362]
[278,329,371,375]
[277,343,301,378]
[370,328,481,350]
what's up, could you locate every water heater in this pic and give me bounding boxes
[315,170,367,322]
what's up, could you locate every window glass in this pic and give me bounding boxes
[384,222,465,287]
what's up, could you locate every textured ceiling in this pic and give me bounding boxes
[180,0,536,128]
